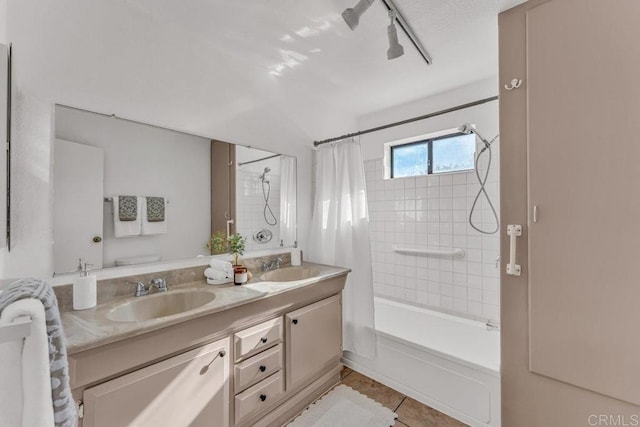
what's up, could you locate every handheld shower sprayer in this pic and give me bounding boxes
[259,167,271,182]
[459,123,500,235]
[458,123,496,150]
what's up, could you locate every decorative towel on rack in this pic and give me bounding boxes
[0,278,76,427]
[145,196,165,222]
[118,195,138,221]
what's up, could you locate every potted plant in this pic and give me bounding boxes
[207,232,248,284]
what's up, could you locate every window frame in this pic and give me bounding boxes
[385,128,476,179]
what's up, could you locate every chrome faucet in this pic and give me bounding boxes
[148,277,169,293]
[126,281,149,297]
[261,257,284,272]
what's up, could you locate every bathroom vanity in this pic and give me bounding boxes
[59,262,348,427]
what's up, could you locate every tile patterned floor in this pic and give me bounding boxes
[339,367,467,427]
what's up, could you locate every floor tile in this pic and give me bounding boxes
[341,371,405,411]
[340,366,353,380]
[396,397,467,427]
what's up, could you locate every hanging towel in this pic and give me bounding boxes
[0,278,76,427]
[141,196,167,235]
[118,195,138,221]
[145,197,165,222]
[113,196,142,238]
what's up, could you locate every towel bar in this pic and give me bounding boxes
[104,197,170,204]
[392,245,465,259]
[0,317,32,344]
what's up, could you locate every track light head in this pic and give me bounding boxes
[342,0,375,31]
[386,10,404,60]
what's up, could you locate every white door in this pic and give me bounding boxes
[53,138,104,273]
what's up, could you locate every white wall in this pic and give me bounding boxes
[359,78,501,322]
[1,0,346,279]
[55,106,211,269]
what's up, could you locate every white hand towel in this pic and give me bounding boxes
[204,268,228,280]
[0,299,55,427]
[141,196,167,235]
[113,196,142,238]
[209,259,233,276]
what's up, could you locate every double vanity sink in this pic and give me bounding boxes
[104,266,322,323]
[61,260,349,427]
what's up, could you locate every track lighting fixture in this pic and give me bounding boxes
[341,0,376,31]
[340,0,432,66]
[386,10,404,60]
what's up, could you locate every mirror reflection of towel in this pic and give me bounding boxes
[141,197,167,235]
[145,197,165,222]
[118,195,138,221]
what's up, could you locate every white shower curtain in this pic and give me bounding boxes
[308,138,376,358]
[279,156,297,247]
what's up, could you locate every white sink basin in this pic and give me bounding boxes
[259,267,320,283]
[106,290,216,322]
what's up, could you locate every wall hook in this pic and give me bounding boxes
[504,79,523,91]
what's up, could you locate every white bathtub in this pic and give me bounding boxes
[343,297,501,427]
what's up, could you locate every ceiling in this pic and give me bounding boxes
[127,0,525,116]
[9,0,526,146]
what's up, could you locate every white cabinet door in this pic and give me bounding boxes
[285,295,342,390]
[83,338,230,427]
[53,138,104,273]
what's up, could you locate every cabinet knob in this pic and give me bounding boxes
[292,319,298,325]
[260,394,267,402]
[218,350,226,358]
[260,337,268,344]
[259,365,267,372]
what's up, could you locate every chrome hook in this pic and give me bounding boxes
[504,78,523,91]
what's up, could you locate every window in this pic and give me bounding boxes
[387,131,475,178]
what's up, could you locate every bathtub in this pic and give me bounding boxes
[343,297,501,427]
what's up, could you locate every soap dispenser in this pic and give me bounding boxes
[291,241,302,266]
[73,259,97,310]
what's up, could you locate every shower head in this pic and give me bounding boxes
[259,167,271,182]
[458,123,493,148]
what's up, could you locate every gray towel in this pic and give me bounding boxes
[118,195,138,221]
[0,278,77,427]
[146,196,165,222]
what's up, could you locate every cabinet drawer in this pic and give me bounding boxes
[234,344,283,392]
[234,371,284,424]
[234,317,282,360]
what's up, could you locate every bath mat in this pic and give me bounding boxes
[287,384,397,427]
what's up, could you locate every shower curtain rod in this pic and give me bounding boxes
[237,154,281,167]
[313,96,498,147]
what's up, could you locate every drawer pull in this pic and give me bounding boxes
[260,394,267,402]
[260,337,268,344]
[259,365,267,372]
[292,319,298,325]
[200,350,226,375]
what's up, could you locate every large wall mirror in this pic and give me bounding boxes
[52,105,297,276]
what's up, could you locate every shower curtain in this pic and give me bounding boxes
[308,138,376,358]
[279,156,297,246]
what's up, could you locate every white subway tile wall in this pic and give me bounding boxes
[236,171,281,252]
[364,154,500,322]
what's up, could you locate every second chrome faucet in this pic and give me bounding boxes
[126,277,170,297]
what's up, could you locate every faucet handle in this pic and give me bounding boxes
[261,260,270,271]
[149,277,169,292]
[126,281,148,297]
